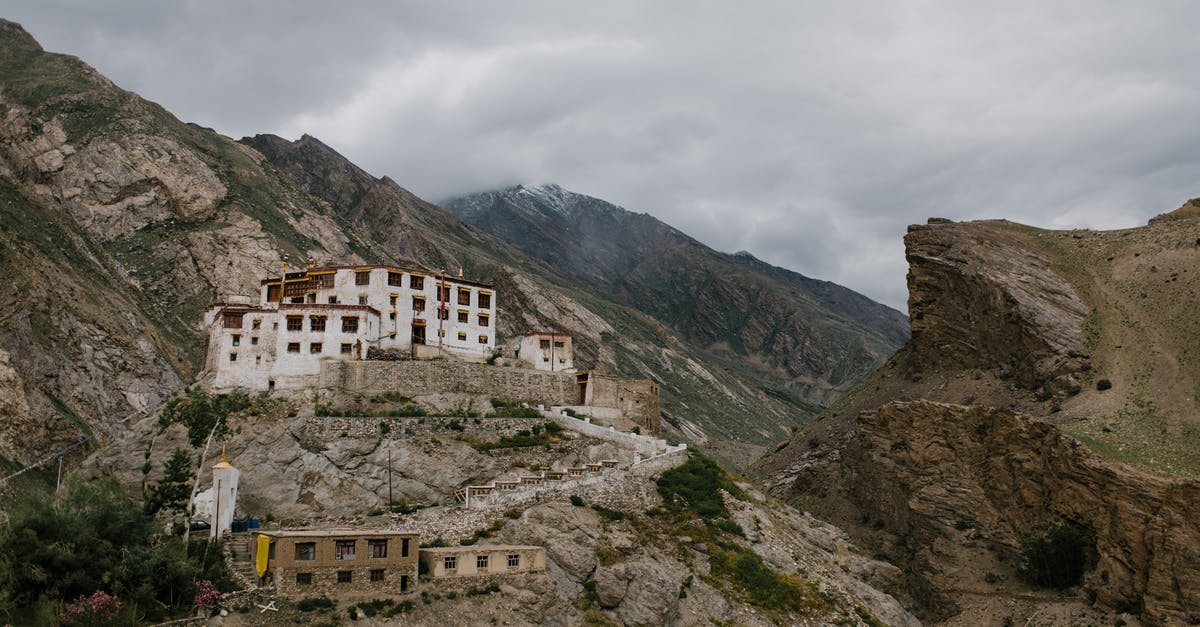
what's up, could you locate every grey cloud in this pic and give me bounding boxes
[7,1,1200,310]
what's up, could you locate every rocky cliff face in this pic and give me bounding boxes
[757,214,1200,624]
[845,401,1200,624]
[905,219,1090,397]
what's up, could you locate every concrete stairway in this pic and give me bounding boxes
[227,531,258,587]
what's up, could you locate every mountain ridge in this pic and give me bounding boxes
[444,184,909,408]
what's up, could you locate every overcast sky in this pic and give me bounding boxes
[8,1,1200,309]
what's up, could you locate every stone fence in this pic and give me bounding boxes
[544,407,685,459]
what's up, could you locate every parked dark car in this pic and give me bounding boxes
[189,519,211,532]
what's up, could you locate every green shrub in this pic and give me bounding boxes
[420,537,449,548]
[710,546,825,611]
[158,389,250,447]
[297,597,334,612]
[1019,523,1088,589]
[0,477,236,624]
[656,455,735,519]
[592,505,626,522]
[570,495,585,507]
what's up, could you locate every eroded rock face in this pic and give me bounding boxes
[847,400,1200,624]
[905,220,1089,396]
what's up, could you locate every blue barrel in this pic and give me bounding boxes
[249,518,259,529]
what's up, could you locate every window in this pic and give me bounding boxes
[388,271,403,287]
[252,319,262,330]
[458,288,471,305]
[457,310,469,323]
[337,570,352,583]
[266,284,281,302]
[477,555,489,570]
[296,573,312,585]
[295,542,316,561]
[438,308,449,321]
[401,575,409,591]
[335,540,356,560]
[478,293,492,309]
[310,343,322,354]
[410,275,424,290]
[508,554,520,569]
[310,316,326,332]
[457,332,466,341]
[229,353,237,362]
[342,317,359,333]
[256,356,261,364]
[444,556,457,571]
[540,339,551,349]
[328,296,338,304]
[251,336,258,346]
[356,271,371,286]
[358,295,368,305]
[412,296,426,312]
[290,297,304,304]
[478,335,489,344]
[478,314,489,327]
[224,313,244,328]
[401,538,410,558]
[341,343,353,354]
[287,316,304,332]
[389,295,397,306]
[287,343,300,353]
[554,341,565,348]
[370,569,385,582]
[368,539,388,559]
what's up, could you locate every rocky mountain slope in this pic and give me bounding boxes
[0,19,905,470]
[755,214,1200,624]
[88,390,918,626]
[445,184,908,410]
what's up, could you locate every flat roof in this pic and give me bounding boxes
[419,544,543,553]
[258,264,496,290]
[255,528,418,538]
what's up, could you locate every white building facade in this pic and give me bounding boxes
[203,265,497,391]
[511,332,573,372]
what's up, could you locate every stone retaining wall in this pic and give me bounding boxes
[320,361,576,405]
[302,416,547,440]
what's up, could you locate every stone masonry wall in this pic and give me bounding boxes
[302,416,548,441]
[320,361,576,406]
[274,563,418,599]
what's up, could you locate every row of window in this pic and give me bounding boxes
[280,311,490,333]
[294,539,407,561]
[353,271,493,308]
[442,554,521,571]
[295,570,409,588]
[285,315,358,333]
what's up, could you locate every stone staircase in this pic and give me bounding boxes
[226,531,258,587]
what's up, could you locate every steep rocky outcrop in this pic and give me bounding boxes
[905,219,1090,396]
[758,215,1200,624]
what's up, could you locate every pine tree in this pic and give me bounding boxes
[145,448,193,516]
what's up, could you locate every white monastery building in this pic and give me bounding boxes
[204,264,496,391]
